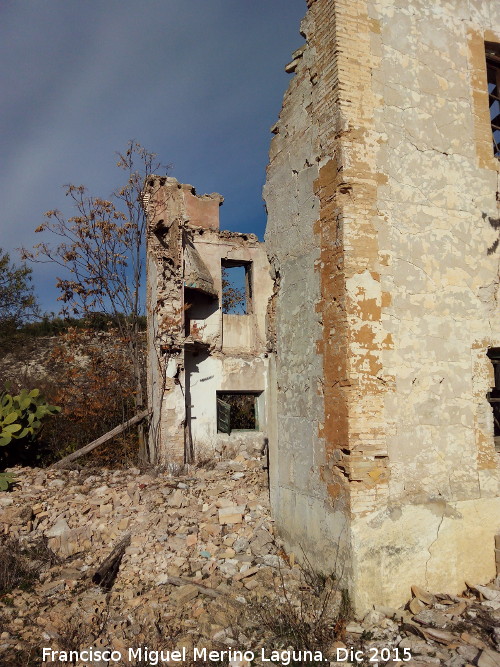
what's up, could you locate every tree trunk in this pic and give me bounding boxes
[133,354,147,462]
[128,334,148,463]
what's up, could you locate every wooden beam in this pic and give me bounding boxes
[51,409,151,468]
[161,575,222,598]
[92,534,131,589]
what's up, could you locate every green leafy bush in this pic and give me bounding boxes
[0,472,16,491]
[0,388,60,447]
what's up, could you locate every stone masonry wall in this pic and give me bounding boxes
[355,0,500,612]
[265,0,500,614]
[264,0,354,590]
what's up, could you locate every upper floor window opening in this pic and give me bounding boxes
[221,260,253,315]
[485,42,500,159]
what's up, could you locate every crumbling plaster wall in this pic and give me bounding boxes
[146,177,273,464]
[265,0,500,614]
[187,230,271,350]
[186,230,273,456]
[187,353,270,457]
[264,0,354,585]
[146,178,187,464]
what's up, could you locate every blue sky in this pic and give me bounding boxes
[0,0,306,314]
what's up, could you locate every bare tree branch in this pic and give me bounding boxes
[21,141,170,460]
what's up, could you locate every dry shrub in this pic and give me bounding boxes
[0,643,43,667]
[0,540,35,596]
[0,535,59,595]
[48,328,136,423]
[0,328,145,468]
[38,327,145,466]
[248,560,349,663]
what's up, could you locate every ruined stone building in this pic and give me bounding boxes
[147,0,500,614]
[145,178,273,465]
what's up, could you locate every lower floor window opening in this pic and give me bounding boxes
[217,392,260,434]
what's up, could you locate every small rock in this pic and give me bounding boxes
[39,580,65,595]
[257,554,283,567]
[481,600,500,610]
[409,597,427,615]
[219,560,239,577]
[420,627,459,645]
[468,583,500,602]
[170,584,199,605]
[218,506,245,525]
[45,518,70,537]
[413,608,452,629]
[249,529,273,555]
[186,534,197,547]
[234,566,260,581]
[47,479,66,489]
[363,609,385,627]
[345,622,364,634]
[233,537,250,553]
[457,645,481,663]
[398,636,436,656]
[168,489,184,508]
[477,648,500,667]
[460,632,487,650]
[442,600,467,616]
[411,585,434,604]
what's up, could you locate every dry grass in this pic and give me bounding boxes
[0,536,59,596]
[247,559,350,664]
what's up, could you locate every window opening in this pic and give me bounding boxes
[487,348,500,453]
[216,392,259,433]
[184,288,218,338]
[486,43,500,158]
[221,260,252,314]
